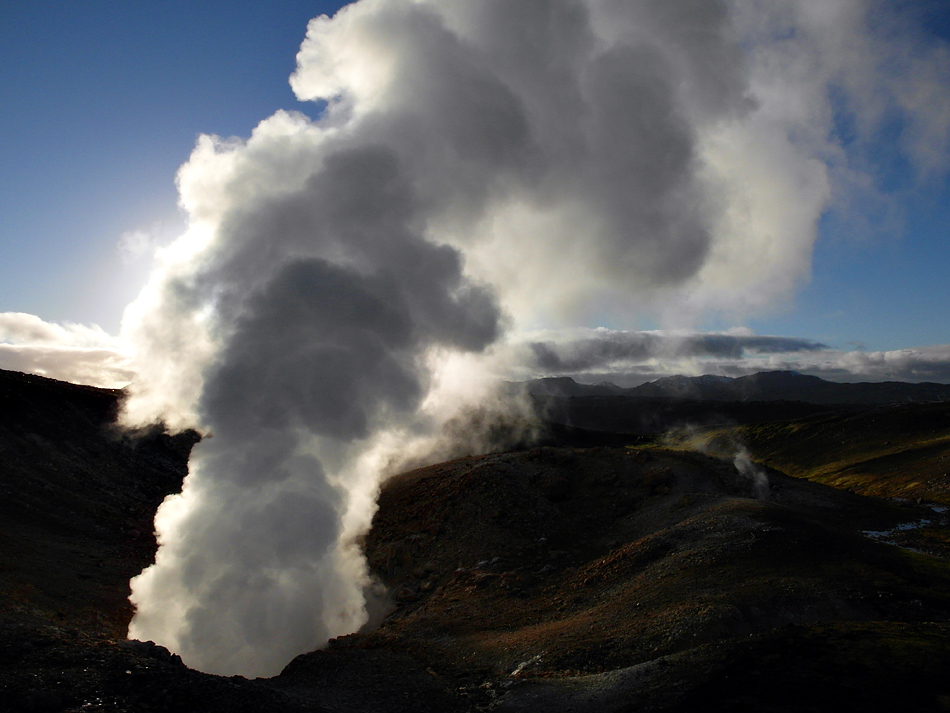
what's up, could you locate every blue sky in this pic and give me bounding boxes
[746,180,950,351]
[2,1,950,386]
[0,1,339,332]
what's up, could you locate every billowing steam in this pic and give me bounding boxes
[123,130,505,675]
[667,426,770,500]
[734,447,771,501]
[118,0,949,676]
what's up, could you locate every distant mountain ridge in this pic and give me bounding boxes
[524,370,950,405]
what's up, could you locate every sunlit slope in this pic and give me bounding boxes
[327,446,950,711]
[356,449,950,673]
[684,402,950,505]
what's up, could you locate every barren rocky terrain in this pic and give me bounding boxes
[2,368,950,711]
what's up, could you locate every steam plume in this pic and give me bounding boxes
[667,426,770,500]
[119,0,949,676]
[734,447,771,501]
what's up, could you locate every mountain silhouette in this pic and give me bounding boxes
[525,370,950,404]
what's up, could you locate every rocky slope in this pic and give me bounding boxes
[0,369,198,637]
[676,401,950,507]
[347,445,950,711]
[2,369,950,711]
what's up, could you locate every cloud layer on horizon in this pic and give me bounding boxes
[511,328,950,386]
[0,312,133,388]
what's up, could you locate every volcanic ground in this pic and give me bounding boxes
[2,368,950,712]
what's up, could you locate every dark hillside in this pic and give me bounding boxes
[2,369,950,711]
[536,393,847,436]
[0,369,199,635]
[349,446,950,711]
[524,371,950,405]
[633,370,950,404]
[677,401,950,510]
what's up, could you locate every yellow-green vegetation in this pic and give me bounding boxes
[668,402,950,506]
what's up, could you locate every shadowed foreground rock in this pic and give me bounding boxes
[2,369,950,711]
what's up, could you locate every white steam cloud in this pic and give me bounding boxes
[734,447,771,501]
[113,0,950,677]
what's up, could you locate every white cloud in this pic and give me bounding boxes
[0,312,133,388]
[782,344,950,383]
[513,328,950,386]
